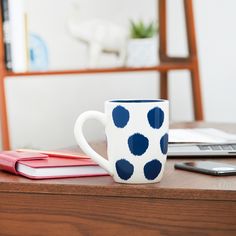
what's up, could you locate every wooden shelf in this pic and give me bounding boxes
[5,63,193,77]
[0,0,203,150]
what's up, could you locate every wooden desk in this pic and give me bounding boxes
[0,123,236,235]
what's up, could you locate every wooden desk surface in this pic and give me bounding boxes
[0,122,236,235]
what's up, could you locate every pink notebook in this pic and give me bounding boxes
[0,151,108,179]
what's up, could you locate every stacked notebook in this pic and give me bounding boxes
[0,150,108,179]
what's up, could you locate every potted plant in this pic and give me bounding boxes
[126,20,159,67]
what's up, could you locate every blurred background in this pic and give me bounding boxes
[1,0,236,150]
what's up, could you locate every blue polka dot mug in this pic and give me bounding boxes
[74,99,169,184]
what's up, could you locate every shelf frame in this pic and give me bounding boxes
[0,0,203,150]
[4,62,193,77]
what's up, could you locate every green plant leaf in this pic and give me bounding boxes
[129,19,157,38]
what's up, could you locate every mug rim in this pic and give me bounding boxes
[107,99,169,103]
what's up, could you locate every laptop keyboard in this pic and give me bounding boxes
[197,144,236,151]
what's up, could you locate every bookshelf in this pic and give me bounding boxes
[0,0,203,150]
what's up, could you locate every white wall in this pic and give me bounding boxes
[2,0,236,150]
[6,73,157,149]
[194,0,236,122]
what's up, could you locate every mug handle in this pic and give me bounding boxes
[74,111,113,175]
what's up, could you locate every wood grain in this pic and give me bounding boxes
[0,193,235,236]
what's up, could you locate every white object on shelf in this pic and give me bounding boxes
[68,18,128,68]
[126,36,159,67]
[9,0,28,72]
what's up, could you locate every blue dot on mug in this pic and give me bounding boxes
[144,159,162,180]
[112,106,130,128]
[128,133,149,156]
[116,159,134,180]
[160,133,168,154]
[147,107,164,129]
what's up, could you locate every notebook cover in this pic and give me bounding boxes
[18,156,98,168]
[0,151,48,174]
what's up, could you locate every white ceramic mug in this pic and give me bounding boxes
[74,99,169,184]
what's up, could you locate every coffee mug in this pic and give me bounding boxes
[74,99,169,184]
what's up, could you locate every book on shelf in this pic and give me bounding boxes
[0,150,108,180]
[9,0,28,72]
[1,0,28,72]
[1,0,12,70]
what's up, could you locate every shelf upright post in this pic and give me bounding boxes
[183,0,203,120]
[158,0,203,120]
[158,0,168,99]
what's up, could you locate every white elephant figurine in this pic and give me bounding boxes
[68,18,128,68]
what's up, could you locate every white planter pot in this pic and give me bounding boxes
[126,37,159,67]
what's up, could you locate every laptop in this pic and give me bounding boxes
[168,128,236,157]
[168,143,236,156]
